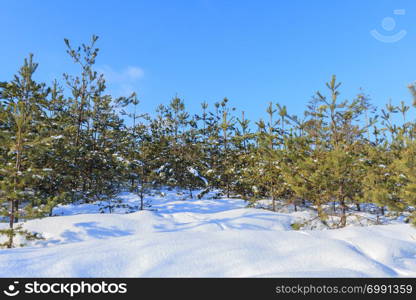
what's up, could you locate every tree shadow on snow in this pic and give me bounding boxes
[153,212,291,232]
[72,222,133,239]
[40,222,134,245]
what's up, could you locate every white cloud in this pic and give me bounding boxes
[125,66,144,80]
[98,65,144,96]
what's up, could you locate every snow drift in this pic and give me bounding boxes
[0,191,415,277]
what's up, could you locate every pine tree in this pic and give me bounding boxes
[232,111,254,198]
[314,76,372,227]
[196,101,221,192]
[37,81,75,214]
[394,82,416,225]
[253,103,282,211]
[63,36,128,204]
[396,139,416,225]
[151,97,205,197]
[0,55,51,247]
[219,100,236,197]
[121,93,163,210]
[362,140,403,217]
[281,76,373,227]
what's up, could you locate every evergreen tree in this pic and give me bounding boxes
[282,76,373,227]
[216,98,236,197]
[232,111,254,198]
[0,55,51,247]
[63,36,128,204]
[394,82,416,225]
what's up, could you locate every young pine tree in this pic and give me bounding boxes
[0,55,51,247]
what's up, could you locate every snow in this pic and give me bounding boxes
[0,190,416,277]
[187,167,208,186]
[51,135,64,140]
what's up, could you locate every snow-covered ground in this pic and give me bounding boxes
[0,190,416,277]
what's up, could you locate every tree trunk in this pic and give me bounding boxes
[15,200,19,223]
[8,200,15,248]
[131,178,135,191]
[317,204,325,221]
[338,185,347,227]
[140,191,144,211]
[340,201,347,228]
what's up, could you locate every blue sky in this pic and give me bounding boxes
[1,0,415,122]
